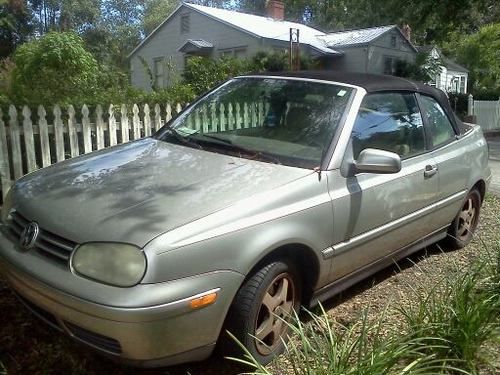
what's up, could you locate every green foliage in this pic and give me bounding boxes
[10,32,100,106]
[395,52,442,83]
[399,262,499,373]
[446,23,500,93]
[0,0,32,57]
[142,0,179,35]
[183,56,253,95]
[448,93,469,118]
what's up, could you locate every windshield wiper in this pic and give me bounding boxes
[197,134,282,165]
[164,128,203,149]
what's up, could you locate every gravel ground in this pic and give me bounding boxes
[0,195,499,375]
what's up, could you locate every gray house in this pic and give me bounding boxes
[319,25,417,74]
[129,1,417,91]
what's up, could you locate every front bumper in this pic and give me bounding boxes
[0,229,244,367]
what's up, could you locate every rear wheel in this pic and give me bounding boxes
[221,260,301,365]
[446,188,481,249]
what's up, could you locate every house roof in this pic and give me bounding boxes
[128,2,341,58]
[178,39,214,53]
[442,56,469,73]
[319,25,418,52]
[417,46,469,73]
[183,3,340,55]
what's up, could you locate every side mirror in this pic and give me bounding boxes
[354,148,401,174]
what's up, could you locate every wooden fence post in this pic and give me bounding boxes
[144,104,152,137]
[38,105,51,167]
[53,105,65,162]
[132,104,140,140]
[0,108,12,199]
[154,104,162,131]
[9,106,23,179]
[120,105,129,143]
[96,104,105,150]
[68,105,80,157]
[22,106,37,172]
[82,104,92,154]
[108,104,117,146]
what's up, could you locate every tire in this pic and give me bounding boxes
[221,260,301,365]
[446,188,481,249]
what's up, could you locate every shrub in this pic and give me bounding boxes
[10,32,100,106]
[183,56,253,95]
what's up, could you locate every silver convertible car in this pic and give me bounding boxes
[0,72,492,367]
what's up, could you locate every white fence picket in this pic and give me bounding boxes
[474,99,500,131]
[9,106,23,179]
[132,104,140,140]
[96,105,105,150]
[82,104,92,154]
[68,105,79,157]
[108,104,117,146]
[144,104,152,137]
[154,104,162,132]
[53,105,65,163]
[38,105,51,167]
[0,108,11,199]
[121,105,129,143]
[22,106,37,172]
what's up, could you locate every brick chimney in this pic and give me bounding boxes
[401,24,412,42]
[266,0,285,21]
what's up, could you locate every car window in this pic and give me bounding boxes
[419,95,456,147]
[351,92,425,159]
[158,78,353,169]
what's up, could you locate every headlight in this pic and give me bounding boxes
[1,188,13,224]
[72,243,146,287]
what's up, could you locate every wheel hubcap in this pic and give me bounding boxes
[457,197,476,241]
[254,273,296,355]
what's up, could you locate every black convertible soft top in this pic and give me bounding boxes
[246,71,465,135]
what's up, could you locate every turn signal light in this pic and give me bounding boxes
[189,291,218,310]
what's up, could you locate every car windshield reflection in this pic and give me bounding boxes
[156,77,353,169]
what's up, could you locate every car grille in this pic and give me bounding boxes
[64,321,122,354]
[8,211,77,263]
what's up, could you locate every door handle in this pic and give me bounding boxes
[424,164,438,178]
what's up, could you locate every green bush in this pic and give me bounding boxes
[182,56,253,95]
[448,93,469,119]
[10,32,100,106]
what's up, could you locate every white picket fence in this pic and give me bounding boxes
[0,101,267,200]
[474,100,500,131]
[467,95,500,131]
[0,102,186,200]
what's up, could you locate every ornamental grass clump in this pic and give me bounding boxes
[399,243,500,374]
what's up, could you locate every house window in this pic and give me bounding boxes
[383,56,398,75]
[153,57,164,89]
[390,35,397,47]
[181,13,190,34]
[234,48,247,59]
[459,76,466,93]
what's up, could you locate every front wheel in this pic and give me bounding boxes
[221,260,301,365]
[446,188,481,249]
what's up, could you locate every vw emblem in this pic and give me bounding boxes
[20,222,39,250]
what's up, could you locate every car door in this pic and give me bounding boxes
[326,92,439,280]
[418,94,469,228]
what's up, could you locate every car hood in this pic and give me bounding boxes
[13,138,310,247]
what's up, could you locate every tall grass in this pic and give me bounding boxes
[228,238,500,374]
[399,268,498,373]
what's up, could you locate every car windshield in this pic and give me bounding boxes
[156,77,354,169]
